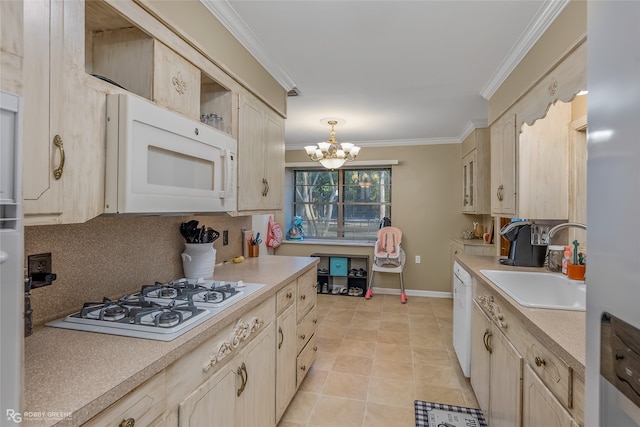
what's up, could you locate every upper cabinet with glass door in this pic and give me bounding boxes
[461,128,490,214]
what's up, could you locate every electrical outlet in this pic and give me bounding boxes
[28,253,52,277]
[415,255,421,264]
[28,253,57,288]
[223,230,229,245]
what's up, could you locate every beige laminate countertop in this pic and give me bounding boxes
[455,254,585,378]
[23,255,318,427]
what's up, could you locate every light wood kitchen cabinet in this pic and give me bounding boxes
[470,301,522,427]
[518,101,571,220]
[22,0,65,223]
[490,113,517,216]
[276,282,298,423]
[522,364,574,427]
[91,28,201,120]
[296,268,318,386]
[179,323,276,427]
[461,128,490,214]
[84,371,166,427]
[471,277,584,427]
[238,93,285,212]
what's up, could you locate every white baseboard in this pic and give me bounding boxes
[371,287,452,299]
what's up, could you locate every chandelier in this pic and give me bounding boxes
[304,118,361,169]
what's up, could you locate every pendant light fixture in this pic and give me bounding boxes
[304,118,361,169]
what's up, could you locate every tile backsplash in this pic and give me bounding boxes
[25,214,250,325]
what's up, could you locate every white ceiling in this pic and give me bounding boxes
[204,1,568,148]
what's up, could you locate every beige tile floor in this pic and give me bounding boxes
[277,294,479,427]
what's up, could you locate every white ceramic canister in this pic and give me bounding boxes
[181,243,216,279]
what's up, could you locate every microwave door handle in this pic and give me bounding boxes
[221,149,233,199]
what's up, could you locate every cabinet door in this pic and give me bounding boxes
[264,110,284,210]
[491,113,516,215]
[22,0,64,222]
[238,323,276,427]
[470,302,491,414]
[178,365,238,427]
[238,94,266,211]
[522,364,573,427]
[489,327,523,427]
[276,305,297,423]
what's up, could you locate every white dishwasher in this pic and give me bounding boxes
[452,261,473,377]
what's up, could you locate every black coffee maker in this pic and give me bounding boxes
[499,221,547,267]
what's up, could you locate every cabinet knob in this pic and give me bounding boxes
[300,294,306,300]
[286,292,292,299]
[53,135,65,180]
[534,356,546,367]
[119,418,135,427]
[313,346,318,351]
[300,334,306,340]
[313,318,318,324]
[300,365,306,371]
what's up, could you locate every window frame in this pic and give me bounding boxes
[291,167,392,241]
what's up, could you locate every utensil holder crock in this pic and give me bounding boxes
[181,243,216,279]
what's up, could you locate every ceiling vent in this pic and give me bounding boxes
[287,87,301,97]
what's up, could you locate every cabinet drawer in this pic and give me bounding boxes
[165,297,275,407]
[277,281,296,315]
[84,372,165,427]
[297,334,318,388]
[523,330,572,409]
[297,306,317,354]
[297,269,317,321]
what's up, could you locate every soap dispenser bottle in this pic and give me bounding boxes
[562,246,572,274]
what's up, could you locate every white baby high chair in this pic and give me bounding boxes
[365,226,407,303]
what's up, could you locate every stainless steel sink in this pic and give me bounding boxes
[480,270,586,311]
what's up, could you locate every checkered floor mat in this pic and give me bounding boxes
[414,400,488,427]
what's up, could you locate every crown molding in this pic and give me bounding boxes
[458,119,489,141]
[200,0,297,91]
[480,0,570,100]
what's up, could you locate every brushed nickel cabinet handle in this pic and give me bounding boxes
[119,418,135,427]
[497,185,504,201]
[53,135,65,180]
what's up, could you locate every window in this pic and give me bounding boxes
[293,168,391,241]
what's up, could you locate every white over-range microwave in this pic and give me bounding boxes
[105,94,237,214]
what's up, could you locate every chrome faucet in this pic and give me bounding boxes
[546,222,587,243]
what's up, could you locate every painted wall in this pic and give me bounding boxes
[278,144,485,294]
[24,215,250,325]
